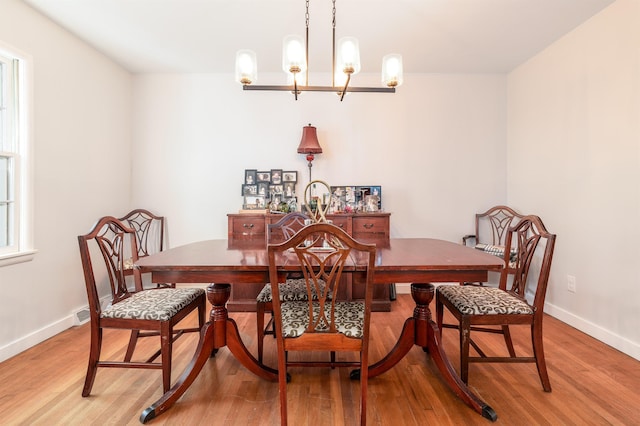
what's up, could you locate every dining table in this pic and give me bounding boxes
[136,237,504,423]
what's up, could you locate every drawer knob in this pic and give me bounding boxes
[243,223,255,229]
[363,223,374,229]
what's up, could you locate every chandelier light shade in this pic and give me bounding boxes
[235,0,402,101]
[235,49,257,85]
[282,35,307,75]
[337,37,361,75]
[382,54,403,88]
[297,124,322,181]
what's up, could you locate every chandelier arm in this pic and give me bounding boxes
[339,73,351,101]
[244,85,395,93]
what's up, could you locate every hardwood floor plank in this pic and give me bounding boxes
[1,295,638,425]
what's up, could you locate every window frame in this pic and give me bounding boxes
[0,42,35,267]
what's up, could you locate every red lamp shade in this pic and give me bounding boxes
[297,124,323,155]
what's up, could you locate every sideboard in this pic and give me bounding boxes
[227,212,392,312]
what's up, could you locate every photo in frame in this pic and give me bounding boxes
[330,185,382,213]
[271,169,283,185]
[244,195,266,209]
[257,171,271,183]
[257,182,269,197]
[245,169,257,185]
[242,184,258,196]
[283,171,297,183]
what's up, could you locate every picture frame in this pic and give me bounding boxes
[242,184,258,196]
[257,171,271,183]
[357,185,382,211]
[283,171,297,183]
[283,182,295,198]
[330,185,382,213]
[270,184,284,196]
[244,195,265,210]
[245,169,257,185]
[241,167,299,212]
[257,182,269,197]
[270,169,283,185]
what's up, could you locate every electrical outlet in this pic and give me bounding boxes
[567,275,576,293]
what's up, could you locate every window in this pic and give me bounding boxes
[0,44,34,266]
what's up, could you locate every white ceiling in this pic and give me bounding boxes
[23,0,615,74]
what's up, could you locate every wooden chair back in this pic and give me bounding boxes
[465,205,525,248]
[500,214,556,311]
[266,212,309,244]
[118,209,165,259]
[267,222,376,425]
[78,216,141,316]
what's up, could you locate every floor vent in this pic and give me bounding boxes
[74,308,91,326]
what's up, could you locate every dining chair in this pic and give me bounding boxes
[77,216,206,396]
[436,215,556,391]
[461,205,525,285]
[118,208,174,288]
[256,212,331,364]
[267,222,376,426]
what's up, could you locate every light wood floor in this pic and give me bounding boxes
[1,294,638,425]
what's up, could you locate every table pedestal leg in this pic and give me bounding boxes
[140,284,277,424]
[366,283,497,422]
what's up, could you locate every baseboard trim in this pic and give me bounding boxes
[0,315,74,362]
[544,302,639,361]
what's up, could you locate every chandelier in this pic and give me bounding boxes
[235,0,403,101]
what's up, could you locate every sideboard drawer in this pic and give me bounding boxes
[352,215,390,241]
[327,215,351,235]
[229,215,266,240]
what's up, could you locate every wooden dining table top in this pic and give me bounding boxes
[135,237,505,284]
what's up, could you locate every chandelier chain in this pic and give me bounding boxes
[305,0,310,29]
[332,0,336,28]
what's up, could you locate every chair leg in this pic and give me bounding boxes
[459,317,471,384]
[502,325,516,357]
[160,322,173,393]
[257,301,266,363]
[124,330,140,362]
[532,321,552,392]
[360,354,368,426]
[278,350,288,425]
[82,326,102,397]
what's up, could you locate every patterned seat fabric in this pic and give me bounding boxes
[437,285,533,315]
[101,288,205,321]
[256,278,330,303]
[279,301,365,338]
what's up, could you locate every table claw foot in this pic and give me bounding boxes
[482,405,497,421]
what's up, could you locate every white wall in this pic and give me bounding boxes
[131,73,507,246]
[0,0,132,361]
[507,0,640,359]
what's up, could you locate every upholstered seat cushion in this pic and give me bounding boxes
[257,278,330,303]
[101,288,205,321]
[437,285,533,315]
[474,244,517,267]
[280,301,364,338]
